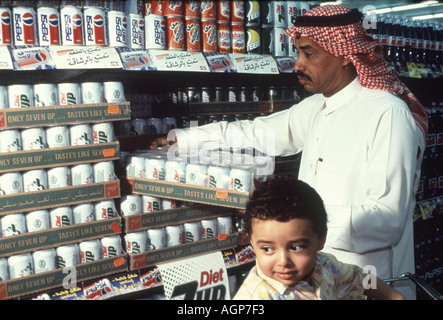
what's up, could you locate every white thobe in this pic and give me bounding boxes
[173,78,425,299]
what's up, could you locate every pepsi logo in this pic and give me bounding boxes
[1,11,10,25]
[49,14,58,27]
[22,12,34,26]
[122,16,127,29]
[72,14,82,27]
[93,14,104,27]
[35,52,47,62]
[138,19,144,31]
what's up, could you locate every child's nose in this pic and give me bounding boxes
[278,250,293,267]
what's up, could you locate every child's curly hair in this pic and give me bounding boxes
[244,177,328,237]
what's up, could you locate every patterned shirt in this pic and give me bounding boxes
[233,252,366,300]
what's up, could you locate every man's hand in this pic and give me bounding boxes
[149,135,177,150]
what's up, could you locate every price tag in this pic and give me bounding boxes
[49,46,123,69]
[148,49,210,72]
[229,53,279,74]
[12,47,54,70]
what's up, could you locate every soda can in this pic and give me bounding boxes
[145,156,166,180]
[229,165,253,192]
[8,84,33,108]
[71,163,94,185]
[33,249,56,274]
[161,117,176,134]
[124,0,144,15]
[214,86,226,102]
[149,0,164,15]
[144,14,165,49]
[49,206,73,228]
[147,117,162,135]
[0,7,12,45]
[69,124,92,146]
[201,218,218,239]
[73,203,95,224]
[0,129,21,153]
[8,253,33,279]
[12,6,38,46]
[33,83,58,107]
[217,215,234,234]
[164,0,184,16]
[103,81,125,103]
[36,0,61,7]
[58,82,82,105]
[201,18,216,52]
[286,1,299,28]
[200,1,215,20]
[231,22,245,53]
[119,194,142,216]
[165,224,184,246]
[228,86,238,102]
[162,198,178,210]
[106,10,127,47]
[261,26,287,56]
[21,127,47,150]
[246,24,261,54]
[217,0,230,22]
[1,213,26,237]
[231,1,244,24]
[37,6,60,46]
[83,0,105,8]
[217,21,230,53]
[23,169,48,192]
[142,195,162,213]
[183,221,201,242]
[56,244,80,268]
[125,231,147,254]
[186,86,200,102]
[0,85,7,109]
[93,160,116,182]
[0,172,23,195]
[245,1,260,25]
[0,258,9,282]
[25,209,50,233]
[84,6,107,45]
[125,155,145,178]
[127,12,143,49]
[81,81,104,104]
[185,0,199,18]
[299,1,310,16]
[208,164,230,189]
[185,163,208,186]
[101,235,122,258]
[131,118,147,135]
[260,1,272,25]
[166,15,185,50]
[60,5,84,45]
[272,1,287,28]
[165,158,186,183]
[46,125,70,148]
[79,239,102,263]
[185,17,201,51]
[92,122,115,144]
[146,227,166,250]
[60,0,82,7]
[94,199,118,220]
[47,166,71,189]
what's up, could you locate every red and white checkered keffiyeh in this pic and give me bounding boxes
[285,4,428,139]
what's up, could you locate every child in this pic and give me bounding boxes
[233,177,405,300]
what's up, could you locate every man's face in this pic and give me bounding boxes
[294,36,351,97]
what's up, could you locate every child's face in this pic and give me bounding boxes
[250,217,326,287]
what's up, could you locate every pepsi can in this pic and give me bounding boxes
[144,14,165,49]
[84,6,107,46]
[107,10,127,47]
[60,5,84,45]
[127,12,144,49]
[37,6,61,46]
[0,7,12,45]
[12,6,38,46]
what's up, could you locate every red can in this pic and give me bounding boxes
[200,0,215,20]
[217,0,230,22]
[164,0,184,16]
[0,7,12,45]
[217,21,230,53]
[167,15,185,50]
[231,22,245,54]
[231,1,244,24]
[201,18,216,52]
[150,0,165,15]
[185,0,200,18]
[185,17,201,51]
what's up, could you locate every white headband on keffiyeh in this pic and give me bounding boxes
[285,4,428,139]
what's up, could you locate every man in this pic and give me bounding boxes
[152,5,427,299]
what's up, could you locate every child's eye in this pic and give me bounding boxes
[262,247,274,254]
[290,245,304,251]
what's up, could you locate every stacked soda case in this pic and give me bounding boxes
[367,13,443,77]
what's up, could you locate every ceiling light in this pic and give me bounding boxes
[391,1,438,12]
[412,14,438,20]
